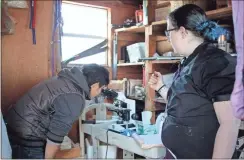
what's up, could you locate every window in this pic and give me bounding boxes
[61,2,108,65]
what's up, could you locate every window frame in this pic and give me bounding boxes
[61,1,112,67]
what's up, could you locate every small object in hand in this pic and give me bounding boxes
[153,71,160,78]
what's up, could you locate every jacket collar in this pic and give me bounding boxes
[182,42,209,67]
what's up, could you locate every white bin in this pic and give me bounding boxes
[126,42,145,63]
[86,138,117,159]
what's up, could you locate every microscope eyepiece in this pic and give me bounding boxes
[101,88,118,99]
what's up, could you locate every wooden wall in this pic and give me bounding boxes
[1,1,53,114]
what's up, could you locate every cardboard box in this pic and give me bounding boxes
[108,79,127,92]
[156,40,173,55]
[170,0,214,12]
[155,6,171,21]
[125,79,143,98]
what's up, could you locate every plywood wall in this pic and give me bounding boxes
[1,1,53,114]
[1,1,136,111]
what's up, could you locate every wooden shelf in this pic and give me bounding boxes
[206,7,232,19]
[151,59,182,64]
[152,20,167,27]
[114,7,232,34]
[117,62,144,66]
[152,7,232,28]
[155,1,171,9]
[115,26,145,33]
[156,36,168,41]
[112,4,234,125]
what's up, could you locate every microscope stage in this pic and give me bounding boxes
[108,123,136,133]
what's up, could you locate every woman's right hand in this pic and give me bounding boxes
[148,71,164,91]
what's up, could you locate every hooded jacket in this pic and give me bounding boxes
[5,67,90,147]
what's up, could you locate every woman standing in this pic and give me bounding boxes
[149,4,240,159]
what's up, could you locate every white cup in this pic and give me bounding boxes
[141,111,152,125]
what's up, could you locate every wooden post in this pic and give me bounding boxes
[145,25,156,123]
[148,0,156,24]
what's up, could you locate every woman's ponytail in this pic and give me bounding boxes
[195,20,230,41]
[168,4,231,42]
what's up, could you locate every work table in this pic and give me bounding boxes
[80,121,166,159]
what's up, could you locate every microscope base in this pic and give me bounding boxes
[108,123,136,133]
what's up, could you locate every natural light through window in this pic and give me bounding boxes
[61,3,108,65]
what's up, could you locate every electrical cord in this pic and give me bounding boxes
[106,130,109,159]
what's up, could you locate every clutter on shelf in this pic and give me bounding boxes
[6,0,28,9]
[135,5,143,25]
[125,79,145,99]
[112,4,144,30]
[112,18,136,29]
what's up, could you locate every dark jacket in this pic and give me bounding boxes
[5,67,90,147]
[161,42,236,159]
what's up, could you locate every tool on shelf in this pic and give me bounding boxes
[135,5,143,24]
[138,56,183,62]
[112,18,136,30]
[29,0,36,45]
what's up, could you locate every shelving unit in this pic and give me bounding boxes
[206,7,232,19]
[151,6,233,33]
[151,59,182,64]
[115,25,146,33]
[112,2,234,123]
[113,6,233,34]
[152,20,167,26]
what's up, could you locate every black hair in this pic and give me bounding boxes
[81,64,109,88]
[168,4,230,41]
